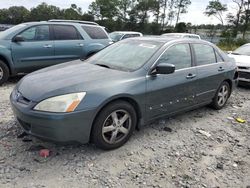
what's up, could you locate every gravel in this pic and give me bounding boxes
[0,78,250,188]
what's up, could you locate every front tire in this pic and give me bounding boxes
[0,60,9,85]
[210,81,230,110]
[91,101,137,150]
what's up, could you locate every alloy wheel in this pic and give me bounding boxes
[0,67,3,80]
[217,85,229,106]
[102,110,132,144]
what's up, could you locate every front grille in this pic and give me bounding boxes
[238,66,250,70]
[17,96,31,105]
[239,72,250,80]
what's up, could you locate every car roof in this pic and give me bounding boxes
[163,33,200,36]
[112,31,142,34]
[127,36,212,45]
[22,21,102,27]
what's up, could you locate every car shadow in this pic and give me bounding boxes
[2,75,24,86]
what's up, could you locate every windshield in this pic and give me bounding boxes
[87,40,163,71]
[0,24,27,39]
[233,45,250,56]
[109,32,124,42]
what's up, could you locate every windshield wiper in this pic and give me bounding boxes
[96,63,111,69]
[231,52,241,55]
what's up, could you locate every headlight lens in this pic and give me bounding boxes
[34,92,86,113]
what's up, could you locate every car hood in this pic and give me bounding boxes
[17,60,132,102]
[228,54,250,67]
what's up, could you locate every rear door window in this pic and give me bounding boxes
[81,25,108,39]
[193,44,216,66]
[53,25,82,40]
[158,43,192,70]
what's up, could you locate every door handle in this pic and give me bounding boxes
[186,73,196,79]
[76,43,84,47]
[43,44,53,48]
[218,67,225,72]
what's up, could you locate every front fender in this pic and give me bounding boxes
[0,45,15,75]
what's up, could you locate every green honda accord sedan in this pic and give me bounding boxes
[10,37,238,150]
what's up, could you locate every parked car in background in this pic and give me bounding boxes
[228,44,250,85]
[162,33,201,39]
[0,19,112,85]
[0,24,13,31]
[11,37,237,150]
[109,31,143,42]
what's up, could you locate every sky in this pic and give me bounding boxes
[0,0,236,25]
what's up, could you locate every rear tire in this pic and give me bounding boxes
[91,101,137,150]
[210,81,230,110]
[0,60,9,85]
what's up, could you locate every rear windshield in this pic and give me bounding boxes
[81,25,108,39]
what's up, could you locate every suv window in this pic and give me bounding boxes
[82,25,108,39]
[19,25,50,41]
[53,25,82,40]
[158,44,192,70]
[193,44,216,66]
[123,34,140,39]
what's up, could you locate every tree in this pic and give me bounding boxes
[175,22,187,32]
[62,4,82,20]
[204,0,227,25]
[175,0,191,26]
[29,3,62,21]
[241,0,250,39]
[227,0,244,37]
[0,6,29,24]
[89,0,119,21]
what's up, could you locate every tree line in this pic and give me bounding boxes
[0,0,249,37]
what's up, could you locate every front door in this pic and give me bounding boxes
[146,43,198,121]
[52,25,85,64]
[11,25,54,72]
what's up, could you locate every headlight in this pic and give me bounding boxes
[34,92,86,113]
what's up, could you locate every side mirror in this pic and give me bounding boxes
[12,35,25,43]
[151,63,175,75]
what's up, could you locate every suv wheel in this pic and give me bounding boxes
[0,60,9,85]
[91,101,137,150]
[211,81,230,110]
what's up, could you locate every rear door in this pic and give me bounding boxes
[192,43,226,103]
[146,43,198,120]
[11,25,55,72]
[52,25,85,64]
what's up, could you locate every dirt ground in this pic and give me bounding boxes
[0,77,249,188]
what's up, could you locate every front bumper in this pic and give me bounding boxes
[238,67,250,83]
[10,91,96,144]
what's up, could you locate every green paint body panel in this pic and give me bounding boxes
[10,37,237,144]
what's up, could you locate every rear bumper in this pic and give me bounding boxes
[10,92,96,144]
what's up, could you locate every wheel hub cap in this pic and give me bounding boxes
[217,85,229,106]
[102,110,131,144]
[0,67,3,80]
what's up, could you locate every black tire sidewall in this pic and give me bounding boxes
[212,81,230,110]
[92,101,137,150]
[0,61,9,85]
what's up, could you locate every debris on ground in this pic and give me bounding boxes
[236,118,246,124]
[197,130,212,138]
[39,149,51,158]
[163,127,172,132]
